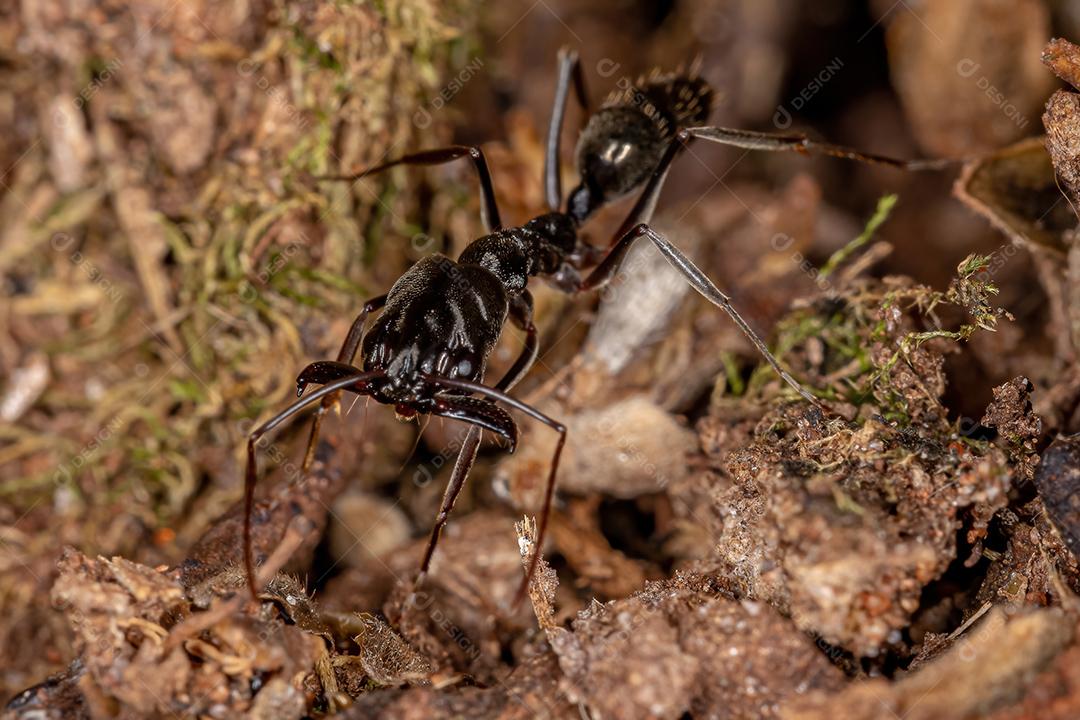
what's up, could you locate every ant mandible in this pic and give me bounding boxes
[243,49,943,605]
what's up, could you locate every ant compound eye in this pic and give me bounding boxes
[455,357,474,378]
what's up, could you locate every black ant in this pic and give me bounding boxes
[243,49,944,605]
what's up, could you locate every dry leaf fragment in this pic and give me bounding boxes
[954,136,1075,254]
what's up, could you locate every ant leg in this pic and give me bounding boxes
[497,291,539,392]
[545,47,590,211]
[417,397,520,579]
[420,374,567,606]
[612,132,687,239]
[244,370,382,598]
[412,292,539,587]
[613,125,950,240]
[317,146,502,232]
[301,295,387,471]
[685,126,951,171]
[581,223,821,407]
[592,123,943,398]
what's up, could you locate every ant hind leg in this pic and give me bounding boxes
[685,125,952,171]
[611,125,951,241]
[581,223,821,407]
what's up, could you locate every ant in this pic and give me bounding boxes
[243,49,944,605]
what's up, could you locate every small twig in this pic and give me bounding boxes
[946,600,993,641]
[837,240,893,285]
[820,194,898,280]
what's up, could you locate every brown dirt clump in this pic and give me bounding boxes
[697,402,1011,655]
[1033,434,1080,559]
[554,576,846,719]
[524,549,845,720]
[1044,37,1080,89]
[1044,90,1080,210]
[785,606,1075,720]
[673,262,1023,656]
[34,549,326,719]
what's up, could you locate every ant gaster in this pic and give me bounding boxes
[244,50,944,604]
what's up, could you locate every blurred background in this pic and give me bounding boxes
[1,0,1077,702]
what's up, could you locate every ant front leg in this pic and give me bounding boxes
[423,374,567,608]
[495,291,540,392]
[244,370,382,598]
[417,396,520,579]
[412,291,539,589]
[318,146,502,233]
[301,295,387,472]
[613,126,951,240]
[581,223,821,407]
[545,47,590,212]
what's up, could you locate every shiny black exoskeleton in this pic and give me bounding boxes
[362,255,508,407]
[350,211,578,416]
[245,48,943,606]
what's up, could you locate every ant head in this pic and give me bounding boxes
[358,256,503,406]
[363,332,485,406]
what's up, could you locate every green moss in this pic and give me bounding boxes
[819,193,898,280]
[750,196,1010,423]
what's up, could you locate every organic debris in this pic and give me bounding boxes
[1033,434,1080,558]
[786,606,1074,720]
